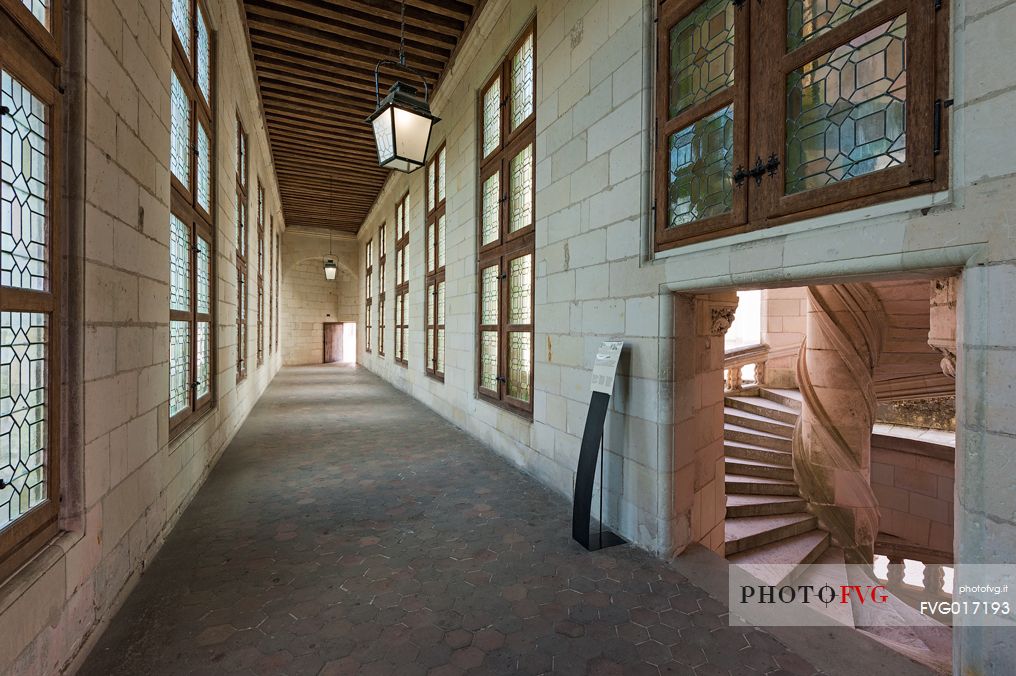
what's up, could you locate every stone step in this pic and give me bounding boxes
[759,388,802,411]
[724,424,793,453]
[724,441,793,467]
[727,529,830,569]
[724,513,818,556]
[724,395,800,425]
[726,494,808,517]
[724,407,796,437]
[725,474,799,496]
[724,457,795,481]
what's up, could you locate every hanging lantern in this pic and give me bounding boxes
[367,0,440,173]
[323,258,337,280]
[368,82,439,173]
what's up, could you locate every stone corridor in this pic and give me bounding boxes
[77,366,819,676]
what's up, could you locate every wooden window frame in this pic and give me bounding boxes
[394,193,409,367]
[377,221,387,357]
[168,0,216,439]
[475,23,536,418]
[274,230,280,353]
[0,0,64,581]
[424,144,446,381]
[654,0,949,251]
[268,215,273,355]
[365,238,373,353]
[235,114,249,382]
[256,180,264,367]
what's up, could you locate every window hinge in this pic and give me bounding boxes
[935,0,942,9]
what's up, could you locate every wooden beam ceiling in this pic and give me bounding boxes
[241,0,481,233]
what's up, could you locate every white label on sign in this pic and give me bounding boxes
[591,341,624,395]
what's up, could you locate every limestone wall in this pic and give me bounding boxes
[0,1,283,672]
[281,230,359,366]
[872,435,954,556]
[356,1,1016,670]
[760,288,807,388]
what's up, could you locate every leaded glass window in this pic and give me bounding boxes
[172,0,191,59]
[169,321,190,416]
[785,15,907,194]
[365,238,373,353]
[425,146,446,378]
[256,181,264,366]
[377,222,386,357]
[655,0,945,251]
[170,71,191,187]
[481,173,500,246]
[170,0,216,434]
[510,34,534,131]
[235,117,249,382]
[509,144,534,233]
[482,78,500,157]
[1,0,63,567]
[0,311,48,529]
[394,193,409,366]
[476,24,536,415]
[2,71,48,291]
[196,322,210,399]
[170,215,190,311]
[196,4,212,103]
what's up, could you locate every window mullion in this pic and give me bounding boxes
[748,0,776,223]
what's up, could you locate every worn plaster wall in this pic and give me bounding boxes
[356,0,1016,671]
[281,231,359,366]
[0,1,283,673]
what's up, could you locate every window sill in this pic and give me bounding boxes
[476,392,534,422]
[169,404,216,448]
[0,528,80,610]
[652,189,952,261]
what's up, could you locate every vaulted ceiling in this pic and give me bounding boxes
[240,0,482,234]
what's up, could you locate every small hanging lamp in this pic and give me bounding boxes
[367,0,440,173]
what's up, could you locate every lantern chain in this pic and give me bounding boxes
[399,0,407,66]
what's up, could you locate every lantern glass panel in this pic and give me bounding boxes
[393,106,433,166]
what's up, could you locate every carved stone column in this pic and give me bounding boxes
[794,283,886,564]
[928,277,959,378]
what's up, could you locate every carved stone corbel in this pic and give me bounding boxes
[928,277,959,379]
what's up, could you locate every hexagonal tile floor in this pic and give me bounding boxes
[77,365,821,675]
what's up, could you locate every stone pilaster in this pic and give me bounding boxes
[794,284,886,564]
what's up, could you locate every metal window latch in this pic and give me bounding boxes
[733,165,749,187]
[0,106,9,116]
[765,153,780,177]
[496,375,507,383]
[748,156,766,185]
[733,0,747,7]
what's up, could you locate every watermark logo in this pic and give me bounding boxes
[728,563,1016,628]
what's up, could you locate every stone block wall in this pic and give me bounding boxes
[281,231,359,366]
[760,288,807,388]
[0,1,283,673]
[872,436,954,555]
[356,0,1016,670]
